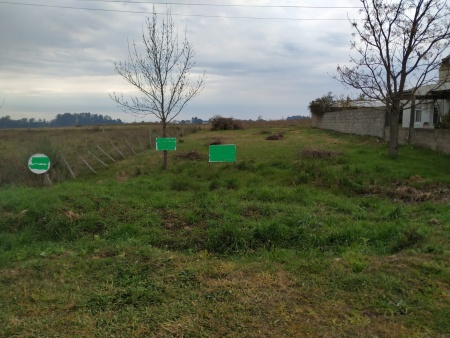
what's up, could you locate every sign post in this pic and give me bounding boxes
[28,153,51,185]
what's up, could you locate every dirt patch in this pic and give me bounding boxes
[209,139,224,145]
[174,151,201,160]
[116,171,129,182]
[266,133,284,141]
[300,148,341,158]
[157,209,188,230]
[409,175,425,182]
[64,210,81,221]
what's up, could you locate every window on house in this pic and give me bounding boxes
[415,105,422,122]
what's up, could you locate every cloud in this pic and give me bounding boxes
[0,0,363,122]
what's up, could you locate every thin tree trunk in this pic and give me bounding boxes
[407,97,415,144]
[389,110,400,157]
[163,150,168,169]
[162,122,168,170]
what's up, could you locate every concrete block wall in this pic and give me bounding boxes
[386,127,450,154]
[311,108,386,138]
[312,107,450,155]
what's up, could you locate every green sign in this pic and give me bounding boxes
[209,144,237,163]
[28,153,51,174]
[156,138,177,151]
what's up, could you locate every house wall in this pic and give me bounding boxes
[402,105,434,128]
[311,108,386,138]
[402,99,450,128]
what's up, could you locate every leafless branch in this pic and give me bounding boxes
[110,7,206,130]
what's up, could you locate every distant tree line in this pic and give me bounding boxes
[0,112,123,129]
[286,115,309,121]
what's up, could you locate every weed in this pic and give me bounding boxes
[391,226,426,253]
[206,223,252,254]
[385,206,403,220]
[253,222,292,248]
[342,251,368,273]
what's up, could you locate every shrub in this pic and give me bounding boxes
[435,112,450,129]
[210,116,243,131]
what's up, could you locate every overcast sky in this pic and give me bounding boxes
[0,0,366,123]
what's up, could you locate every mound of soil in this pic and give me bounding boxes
[266,133,284,141]
[174,151,201,160]
[209,139,223,145]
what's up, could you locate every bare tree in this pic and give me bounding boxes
[110,8,206,168]
[335,0,450,157]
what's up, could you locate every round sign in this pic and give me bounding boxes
[28,153,51,174]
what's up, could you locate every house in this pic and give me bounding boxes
[402,55,450,128]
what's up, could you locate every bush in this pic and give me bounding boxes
[435,112,450,129]
[308,92,334,117]
[210,116,243,131]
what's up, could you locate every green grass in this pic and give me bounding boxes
[0,123,449,336]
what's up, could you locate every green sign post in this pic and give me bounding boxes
[28,153,51,174]
[209,144,237,163]
[156,138,177,151]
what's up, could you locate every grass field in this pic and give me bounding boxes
[0,121,449,337]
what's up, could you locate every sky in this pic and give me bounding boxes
[0,0,365,123]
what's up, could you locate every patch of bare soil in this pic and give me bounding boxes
[64,210,81,220]
[157,209,190,231]
[300,148,341,158]
[174,151,201,161]
[266,133,284,141]
[209,139,224,145]
[116,171,129,182]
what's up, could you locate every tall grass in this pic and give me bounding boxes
[0,123,200,185]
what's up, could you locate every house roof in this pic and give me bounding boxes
[403,81,450,100]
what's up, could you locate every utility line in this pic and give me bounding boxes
[0,1,354,20]
[71,0,362,9]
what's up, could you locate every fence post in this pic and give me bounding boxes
[88,150,109,167]
[124,137,137,155]
[96,145,116,162]
[79,155,97,174]
[110,141,125,159]
[60,153,76,179]
[137,136,144,151]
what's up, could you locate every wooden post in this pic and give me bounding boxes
[96,145,115,162]
[43,173,52,186]
[60,153,76,179]
[79,155,97,174]
[110,141,125,159]
[124,137,137,155]
[137,136,144,151]
[88,150,109,167]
